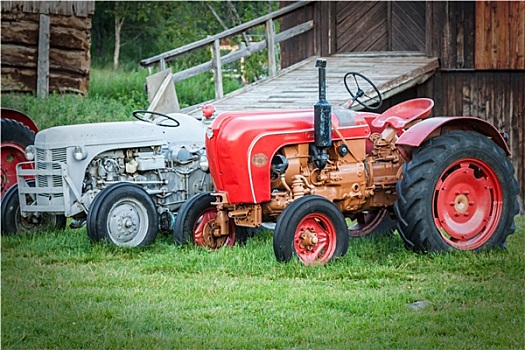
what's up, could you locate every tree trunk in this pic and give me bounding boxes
[113,16,124,71]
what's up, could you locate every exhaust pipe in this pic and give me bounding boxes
[313,59,331,169]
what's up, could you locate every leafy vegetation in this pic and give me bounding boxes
[92,1,278,79]
[2,218,524,349]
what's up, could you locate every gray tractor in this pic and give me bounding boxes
[1,110,212,246]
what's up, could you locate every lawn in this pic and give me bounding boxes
[1,217,524,349]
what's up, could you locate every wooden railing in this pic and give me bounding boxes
[139,1,314,107]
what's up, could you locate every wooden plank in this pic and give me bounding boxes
[2,1,95,17]
[496,2,510,68]
[146,68,180,113]
[212,39,223,99]
[266,19,277,77]
[37,13,50,98]
[510,1,525,69]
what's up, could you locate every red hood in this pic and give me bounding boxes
[206,109,370,204]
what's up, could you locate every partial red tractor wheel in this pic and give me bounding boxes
[1,118,35,197]
[173,192,249,250]
[346,209,397,238]
[394,131,519,252]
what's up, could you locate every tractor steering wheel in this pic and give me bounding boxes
[343,72,383,110]
[132,110,180,127]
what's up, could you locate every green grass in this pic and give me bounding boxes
[2,217,524,349]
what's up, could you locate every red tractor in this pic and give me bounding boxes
[174,59,519,265]
[1,108,38,197]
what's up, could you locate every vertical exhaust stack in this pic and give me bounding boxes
[313,59,331,170]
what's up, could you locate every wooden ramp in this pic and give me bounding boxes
[184,52,439,118]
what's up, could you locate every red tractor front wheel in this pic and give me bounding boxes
[273,196,349,265]
[394,131,519,252]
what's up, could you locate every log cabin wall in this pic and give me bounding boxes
[280,0,524,211]
[1,1,94,94]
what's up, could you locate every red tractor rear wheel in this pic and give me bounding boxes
[394,131,519,252]
[1,118,35,196]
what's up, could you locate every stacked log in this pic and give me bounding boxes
[1,1,94,94]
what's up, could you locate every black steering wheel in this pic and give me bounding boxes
[132,110,180,127]
[343,72,383,110]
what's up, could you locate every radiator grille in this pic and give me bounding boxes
[35,147,66,196]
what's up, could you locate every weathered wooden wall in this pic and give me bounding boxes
[335,1,426,53]
[279,2,315,68]
[280,1,426,68]
[475,1,525,69]
[1,1,94,94]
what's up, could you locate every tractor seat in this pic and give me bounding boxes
[371,98,434,129]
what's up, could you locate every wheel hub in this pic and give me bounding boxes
[299,227,319,251]
[108,204,142,243]
[202,219,228,250]
[116,213,138,238]
[453,194,469,214]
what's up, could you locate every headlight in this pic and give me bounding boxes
[73,146,87,161]
[199,155,209,172]
[206,127,214,139]
[25,145,35,161]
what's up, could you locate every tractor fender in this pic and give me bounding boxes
[396,116,510,160]
[1,108,38,133]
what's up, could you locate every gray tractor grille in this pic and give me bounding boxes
[36,148,66,196]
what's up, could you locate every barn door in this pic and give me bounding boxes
[336,1,426,53]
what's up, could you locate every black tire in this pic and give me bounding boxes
[1,118,35,147]
[1,118,36,195]
[273,195,349,265]
[87,183,158,247]
[1,180,66,235]
[346,209,397,238]
[173,192,244,249]
[394,131,519,253]
[86,182,132,243]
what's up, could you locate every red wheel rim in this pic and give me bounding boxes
[347,210,388,237]
[1,142,29,196]
[293,213,337,265]
[193,208,235,249]
[433,158,503,250]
